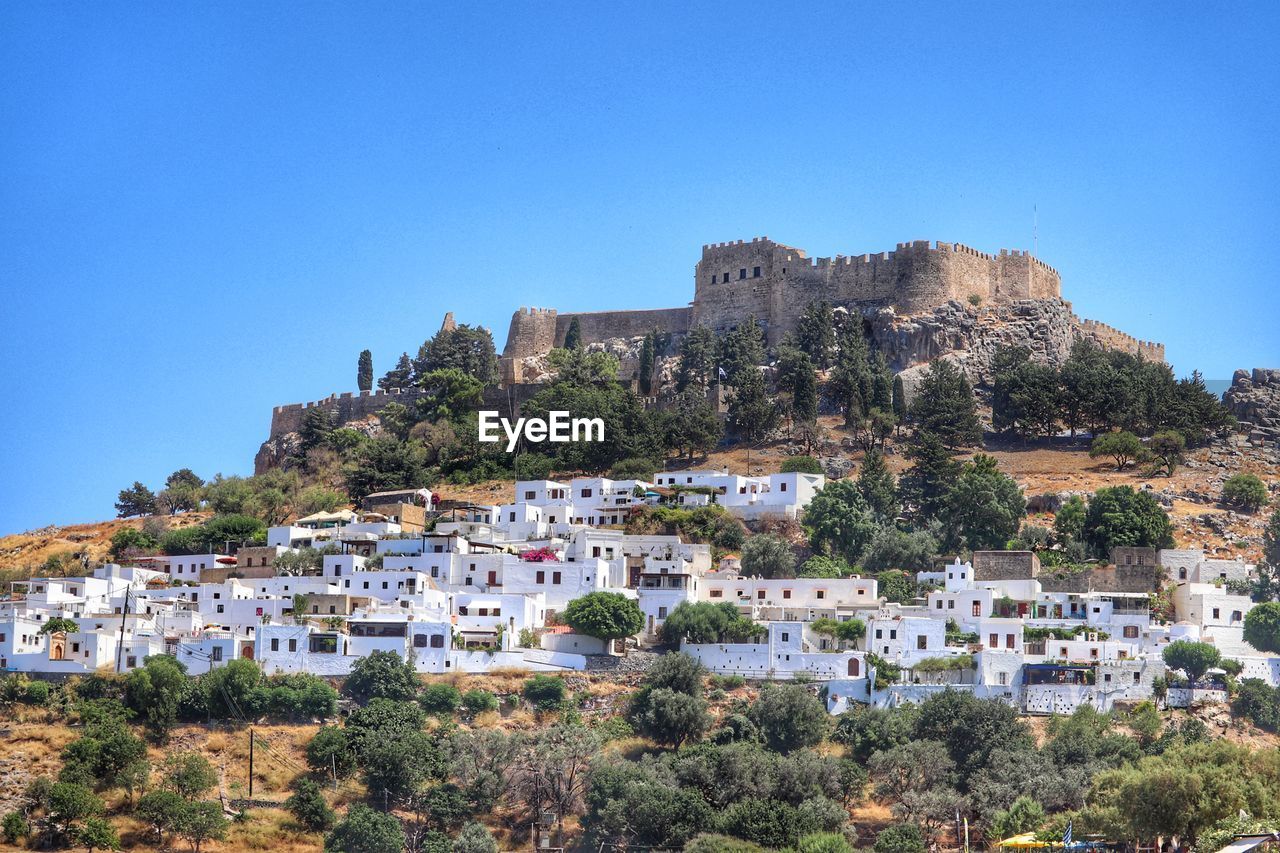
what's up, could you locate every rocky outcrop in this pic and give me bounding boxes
[1224,368,1280,446]
[254,416,383,475]
[868,298,1083,390]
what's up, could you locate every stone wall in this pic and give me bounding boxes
[493,237,1159,374]
[692,238,1062,342]
[270,389,434,438]
[971,550,1163,593]
[257,383,548,473]
[501,307,560,360]
[554,307,691,348]
[1075,317,1164,362]
[972,551,1041,581]
[1037,564,1164,594]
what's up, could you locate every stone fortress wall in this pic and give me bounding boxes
[1074,317,1164,363]
[499,236,1164,370]
[262,235,1166,466]
[270,389,432,438]
[267,385,543,442]
[692,237,1062,340]
[500,306,692,383]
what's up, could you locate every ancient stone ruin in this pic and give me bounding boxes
[499,237,1163,385]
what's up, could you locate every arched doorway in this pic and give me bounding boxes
[848,657,860,677]
[241,644,254,660]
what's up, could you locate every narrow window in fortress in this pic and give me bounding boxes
[753,266,761,277]
[738,268,746,279]
[722,272,730,283]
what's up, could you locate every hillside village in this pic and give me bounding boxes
[4,466,1279,712]
[4,263,1280,853]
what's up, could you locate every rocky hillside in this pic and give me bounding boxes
[1226,368,1280,446]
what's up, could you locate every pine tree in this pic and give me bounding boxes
[412,325,499,386]
[717,316,766,386]
[899,429,961,522]
[792,361,818,424]
[378,353,414,391]
[909,359,982,448]
[357,350,373,392]
[776,347,818,424]
[676,326,719,392]
[727,368,779,442]
[115,482,157,518]
[796,301,836,367]
[830,321,872,425]
[663,392,724,459]
[857,448,899,520]
[871,353,893,411]
[564,317,583,350]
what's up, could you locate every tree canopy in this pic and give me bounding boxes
[562,592,645,642]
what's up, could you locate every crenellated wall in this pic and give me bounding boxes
[269,389,433,438]
[497,237,1087,368]
[501,307,560,359]
[268,385,548,440]
[1075,316,1165,362]
[692,237,1061,340]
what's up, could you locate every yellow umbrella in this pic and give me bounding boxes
[999,834,1063,848]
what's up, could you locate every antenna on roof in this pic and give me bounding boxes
[1033,204,1038,258]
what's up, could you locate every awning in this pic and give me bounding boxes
[1214,834,1280,853]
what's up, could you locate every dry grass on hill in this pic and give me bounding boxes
[0,513,210,577]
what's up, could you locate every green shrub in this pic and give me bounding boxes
[1222,473,1269,512]
[461,689,499,716]
[514,454,556,481]
[874,824,925,853]
[419,683,462,716]
[610,457,662,480]
[523,675,566,711]
[23,680,51,705]
[780,455,824,475]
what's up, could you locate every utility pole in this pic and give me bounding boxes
[114,587,130,673]
[248,728,255,797]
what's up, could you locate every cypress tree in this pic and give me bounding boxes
[892,374,908,430]
[639,332,655,395]
[564,317,583,350]
[357,350,373,392]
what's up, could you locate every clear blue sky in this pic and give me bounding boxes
[2,3,1278,533]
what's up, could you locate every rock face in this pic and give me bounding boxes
[1224,368,1280,445]
[867,298,1081,384]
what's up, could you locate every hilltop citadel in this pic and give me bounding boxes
[258,236,1167,470]
[500,236,1163,383]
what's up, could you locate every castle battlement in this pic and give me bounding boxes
[1075,315,1164,361]
[272,388,417,416]
[764,240,1058,278]
[691,236,1064,335]
[269,388,426,437]
[495,236,1160,377]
